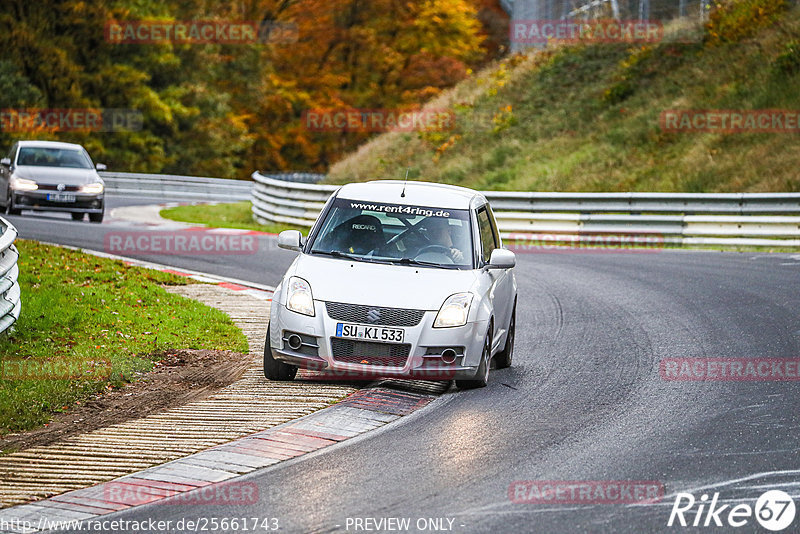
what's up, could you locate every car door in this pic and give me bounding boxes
[476,204,513,353]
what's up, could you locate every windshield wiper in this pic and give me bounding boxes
[389,257,459,269]
[312,250,359,260]
[311,250,392,264]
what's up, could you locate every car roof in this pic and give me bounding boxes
[17,140,85,150]
[336,180,485,210]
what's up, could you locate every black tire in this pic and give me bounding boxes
[495,307,515,370]
[456,327,491,389]
[88,210,104,223]
[263,322,298,381]
[71,212,85,221]
[6,191,21,215]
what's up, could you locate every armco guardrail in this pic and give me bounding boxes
[100,172,253,201]
[251,172,800,247]
[0,216,21,335]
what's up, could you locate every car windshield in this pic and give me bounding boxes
[309,197,473,269]
[17,147,93,169]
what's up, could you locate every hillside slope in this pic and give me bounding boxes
[328,0,800,192]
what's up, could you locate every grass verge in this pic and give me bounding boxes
[0,240,249,436]
[160,202,307,234]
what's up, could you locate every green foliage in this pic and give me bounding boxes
[772,40,800,76]
[705,0,789,45]
[328,4,800,193]
[0,0,494,177]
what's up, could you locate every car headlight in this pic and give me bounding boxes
[10,177,38,191]
[286,276,315,316]
[434,292,473,328]
[79,182,104,194]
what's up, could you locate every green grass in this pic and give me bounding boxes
[160,202,307,233]
[328,1,800,193]
[0,240,249,435]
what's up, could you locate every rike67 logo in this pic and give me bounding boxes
[668,490,796,531]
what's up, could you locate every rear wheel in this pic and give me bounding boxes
[71,212,84,221]
[456,328,491,389]
[263,322,298,381]
[495,307,515,370]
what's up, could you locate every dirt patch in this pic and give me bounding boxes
[0,349,252,453]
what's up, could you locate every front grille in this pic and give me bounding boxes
[325,301,425,327]
[330,338,411,367]
[36,184,81,192]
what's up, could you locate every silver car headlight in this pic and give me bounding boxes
[286,276,315,316]
[434,293,473,328]
[79,182,104,194]
[10,177,38,191]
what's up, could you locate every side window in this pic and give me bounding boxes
[486,204,501,248]
[476,206,497,264]
[8,144,17,163]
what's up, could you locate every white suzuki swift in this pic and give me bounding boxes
[265,180,517,389]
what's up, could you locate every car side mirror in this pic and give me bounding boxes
[277,230,304,252]
[0,158,10,167]
[486,248,516,269]
[95,163,107,171]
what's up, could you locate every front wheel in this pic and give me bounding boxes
[89,210,104,223]
[71,212,85,221]
[495,307,515,369]
[456,329,491,389]
[263,322,298,381]
[6,191,21,215]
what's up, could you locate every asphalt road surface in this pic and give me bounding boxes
[13,195,800,533]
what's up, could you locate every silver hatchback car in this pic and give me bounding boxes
[265,180,517,389]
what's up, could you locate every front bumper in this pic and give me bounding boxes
[269,300,488,381]
[12,191,104,214]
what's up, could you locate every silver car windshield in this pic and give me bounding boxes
[309,198,473,269]
[17,147,93,169]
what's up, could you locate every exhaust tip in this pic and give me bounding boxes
[287,334,303,351]
[441,348,457,364]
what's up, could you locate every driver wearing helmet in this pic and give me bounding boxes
[421,217,465,263]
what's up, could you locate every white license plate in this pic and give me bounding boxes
[335,323,404,343]
[47,193,76,202]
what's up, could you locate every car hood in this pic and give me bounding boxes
[289,254,479,310]
[14,166,101,186]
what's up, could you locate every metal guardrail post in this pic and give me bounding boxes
[0,216,21,335]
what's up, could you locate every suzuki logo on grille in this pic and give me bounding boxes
[366,309,381,323]
[57,183,65,191]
